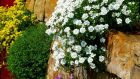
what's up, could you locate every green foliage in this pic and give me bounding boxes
[0,0,37,52]
[7,23,53,79]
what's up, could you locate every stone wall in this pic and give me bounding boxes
[47,53,120,79]
[107,31,140,79]
[25,0,57,21]
[25,0,140,79]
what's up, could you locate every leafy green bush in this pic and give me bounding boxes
[7,23,53,79]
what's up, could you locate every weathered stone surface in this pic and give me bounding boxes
[47,53,120,79]
[45,0,57,21]
[25,0,57,21]
[46,54,88,79]
[25,0,35,12]
[34,0,46,21]
[131,66,140,79]
[47,40,120,79]
[106,31,140,79]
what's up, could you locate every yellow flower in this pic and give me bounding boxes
[0,0,36,51]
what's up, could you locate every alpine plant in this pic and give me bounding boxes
[46,0,135,71]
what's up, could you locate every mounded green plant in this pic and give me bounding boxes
[7,23,53,79]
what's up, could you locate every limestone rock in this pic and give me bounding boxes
[47,54,121,79]
[46,54,88,79]
[25,0,35,12]
[45,0,57,21]
[25,0,57,21]
[106,31,140,79]
[46,39,120,79]
[34,0,46,21]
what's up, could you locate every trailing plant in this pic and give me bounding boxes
[7,23,53,79]
[45,0,140,72]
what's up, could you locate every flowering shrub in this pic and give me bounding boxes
[46,0,140,71]
[0,0,36,52]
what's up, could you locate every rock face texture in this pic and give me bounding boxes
[25,0,140,79]
[107,31,140,79]
[47,54,88,79]
[47,31,140,79]
[47,54,120,79]
[46,40,120,79]
[25,0,57,21]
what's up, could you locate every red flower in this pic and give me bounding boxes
[0,0,15,7]
[0,65,13,79]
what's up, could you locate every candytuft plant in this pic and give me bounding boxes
[45,0,140,72]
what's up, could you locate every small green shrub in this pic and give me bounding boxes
[7,23,53,79]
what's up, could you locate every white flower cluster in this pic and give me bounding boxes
[46,0,84,35]
[46,0,133,71]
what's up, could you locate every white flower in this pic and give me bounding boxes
[85,46,92,54]
[116,18,122,24]
[73,19,82,25]
[100,37,106,43]
[83,6,91,11]
[101,47,106,51]
[90,53,96,58]
[71,52,78,58]
[68,36,75,45]
[121,5,129,15]
[75,60,79,65]
[60,59,66,65]
[45,29,52,35]
[88,0,97,3]
[100,7,108,15]
[87,57,93,63]
[82,13,89,20]
[80,27,86,33]
[81,41,87,47]
[115,13,121,17]
[100,17,104,22]
[125,18,131,24]
[89,46,97,52]
[62,18,69,26]
[89,11,93,16]
[88,26,94,32]
[53,67,58,71]
[53,51,59,58]
[103,0,108,3]
[74,45,82,52]
[90,63,96,69]
[64,27,70,33]
[68,12,74,18]
[79,57,86,63]
[84,20,90,26]
[92,5,100,9]
[125,10,131,15]
[73,29,79,35]
[67,47,72,52]
[101,0,108,6]
[113,3,121,10]
[99,56,105,62]
[58,52,65,59]
[70,61,74,65]
[91,13,99,19]
[52,41,59,50]
[95,24,108,32]
[88,45,95,51]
